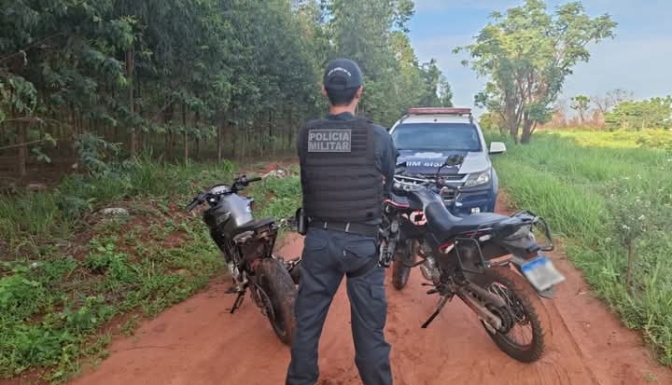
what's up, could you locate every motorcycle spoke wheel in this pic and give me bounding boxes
[469,266,547,363]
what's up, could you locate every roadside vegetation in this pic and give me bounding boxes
[487,127,672,365]
[0,158,301,382]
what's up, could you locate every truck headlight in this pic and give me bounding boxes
[464,171,490,187]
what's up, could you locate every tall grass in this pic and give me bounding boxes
[487,128,672,365]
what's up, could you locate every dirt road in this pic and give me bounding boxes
[69,213,672,385]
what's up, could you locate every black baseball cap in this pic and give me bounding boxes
[323,58,363,90]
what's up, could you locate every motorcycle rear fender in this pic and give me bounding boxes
[496,231,540,258]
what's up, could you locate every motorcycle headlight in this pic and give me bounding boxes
[464,170,490,187]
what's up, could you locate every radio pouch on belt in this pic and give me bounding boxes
[295,207,307,235]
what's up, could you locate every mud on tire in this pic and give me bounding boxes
[468,265,547,363]
[255,258,297,345]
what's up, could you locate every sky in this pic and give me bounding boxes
[408,0,672,115]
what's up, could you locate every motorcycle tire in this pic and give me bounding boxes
[391,240,416,290]
[467,265,548,363]
[255,257,297,346]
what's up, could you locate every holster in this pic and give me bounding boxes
[295,207,307,235]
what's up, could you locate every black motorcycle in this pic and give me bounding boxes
[386,160,563,299]
[185,174,302,345]
[377,160,565,363]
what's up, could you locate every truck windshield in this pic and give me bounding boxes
[391,123,482,152]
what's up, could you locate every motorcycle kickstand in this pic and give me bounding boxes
[422,282,438,295]
[228,288,247,314]
[421,294,453,329]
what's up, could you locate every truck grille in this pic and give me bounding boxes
[441,174,465,181]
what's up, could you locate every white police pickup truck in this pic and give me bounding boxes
[389,107,507,215]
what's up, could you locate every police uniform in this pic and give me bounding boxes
[286,59,396,385]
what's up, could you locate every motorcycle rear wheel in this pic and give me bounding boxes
[467,265,548,363]
[255,257,297,345]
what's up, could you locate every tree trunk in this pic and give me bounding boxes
[520,118,534,144]
[506,108,519,144]
[126,47,138,156]
[217,119,224,162]
[164,102,175,162]
[182,103,189,163]
[18,123,27,177]
[169,130,175,162]
[164,131,170,162]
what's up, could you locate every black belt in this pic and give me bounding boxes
[309,220,379,238]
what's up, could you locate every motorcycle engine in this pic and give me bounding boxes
[418,242,440,284]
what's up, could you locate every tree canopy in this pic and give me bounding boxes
[455,0,617,143]
[570,95,591,124]
[605,96,672,130]
[1,0,453,177]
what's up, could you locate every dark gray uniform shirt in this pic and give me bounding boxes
[297,112,397,226]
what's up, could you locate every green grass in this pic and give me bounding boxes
[487,128,672,365]
[0,159,301,383]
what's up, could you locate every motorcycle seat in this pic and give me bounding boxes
[424,201,508,241]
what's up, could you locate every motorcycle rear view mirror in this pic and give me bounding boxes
[435,157,451,179]
[436,154,464,181]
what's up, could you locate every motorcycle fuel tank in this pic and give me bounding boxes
[203,193,254,236]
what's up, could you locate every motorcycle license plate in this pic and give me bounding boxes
[520,255,566,292]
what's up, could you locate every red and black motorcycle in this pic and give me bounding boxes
[376,159,565,363]
[382,160,563,299]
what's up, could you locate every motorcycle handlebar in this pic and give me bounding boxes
[185,174,263,212]
[185,194,205,212]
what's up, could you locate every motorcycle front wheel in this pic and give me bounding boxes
[391,239,416,290]
[255,257,297,345]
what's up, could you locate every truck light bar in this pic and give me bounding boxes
[407,107,472,115]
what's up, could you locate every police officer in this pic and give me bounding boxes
[286,58,396,385]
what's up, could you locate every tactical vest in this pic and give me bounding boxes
[299,116,383,223]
